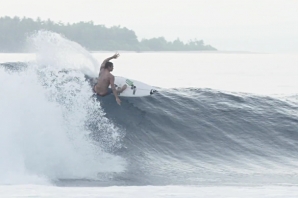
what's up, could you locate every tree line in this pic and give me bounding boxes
[0,16,217,52]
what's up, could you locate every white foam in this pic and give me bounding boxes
[0,31,126,185]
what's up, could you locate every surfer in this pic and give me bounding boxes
[93,53,127,105]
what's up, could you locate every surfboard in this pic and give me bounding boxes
[110,76,157,97]
[88,75,157,97]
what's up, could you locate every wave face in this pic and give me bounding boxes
[1,31,298,186]
[95,88,298,185]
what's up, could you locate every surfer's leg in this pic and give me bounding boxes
[117,84,127,94]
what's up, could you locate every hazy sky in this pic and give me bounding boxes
[1,0,298,52]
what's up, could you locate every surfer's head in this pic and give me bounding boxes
[105,61,114,71]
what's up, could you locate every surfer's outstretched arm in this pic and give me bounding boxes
[100,53,120,70]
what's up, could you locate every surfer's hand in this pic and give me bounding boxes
[116,97,121,105]
[113,53,120,59]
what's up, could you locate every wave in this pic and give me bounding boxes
[1,31,298,186]
[2,61,298,186]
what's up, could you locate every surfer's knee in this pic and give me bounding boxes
[121,84,127,92]
[117,85,127,94]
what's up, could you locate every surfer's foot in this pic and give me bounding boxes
[117,84,127,94]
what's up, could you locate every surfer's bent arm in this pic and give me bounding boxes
[110,76,122,105]
[100,53,120,70]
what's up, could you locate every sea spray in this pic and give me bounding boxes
[27,30,98,77]
[0,31,126,184]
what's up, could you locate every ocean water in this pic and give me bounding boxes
[0,31,298,197]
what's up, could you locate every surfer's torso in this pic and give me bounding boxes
[94,69,113,96]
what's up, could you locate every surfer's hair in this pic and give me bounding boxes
[104,62,113,68]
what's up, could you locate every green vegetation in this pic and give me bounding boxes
[0,16,217,52]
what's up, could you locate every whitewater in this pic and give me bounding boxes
[0,31,298,197]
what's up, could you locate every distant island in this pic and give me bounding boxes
[0,16,217,52]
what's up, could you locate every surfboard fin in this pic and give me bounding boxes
[150,89,157,95]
